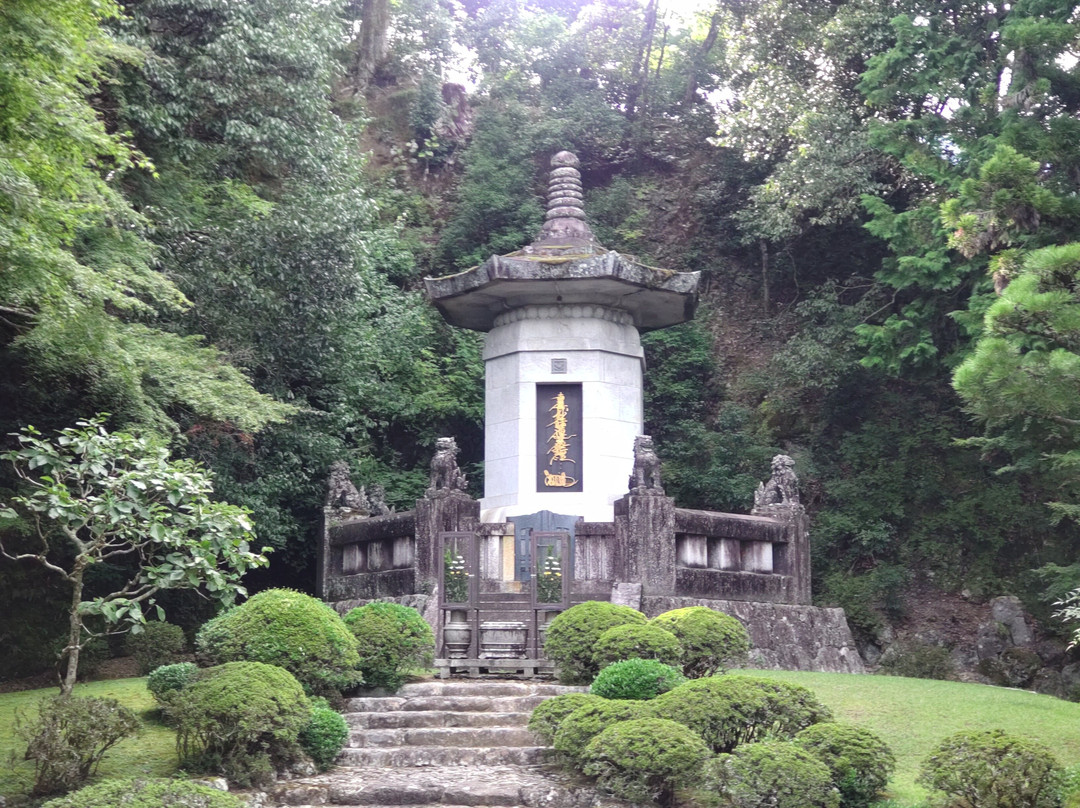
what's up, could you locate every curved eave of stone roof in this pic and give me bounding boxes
[425,251,700,333]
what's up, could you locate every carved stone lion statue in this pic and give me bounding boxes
[628,435,664,494]
[368,483,393,516]
[428,437,467,495]
[753,454,800,511]
[325,460,369,512]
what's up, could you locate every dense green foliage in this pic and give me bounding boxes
[793,723,896,808]
[708,740,841,808]
[589,659,686,701]
[342,602,434,690]
[166,661,311,787]
[127,622,186,676]
[146,662,197,703]
[648,607,750,678]
[593,624,682,669]
[18,696,139,796]
[918,729,1061,808]
[195,589,361,696]
[581,718,711,805]
[543,602,647,685]
[527,693,604,746]
[40,777,245,808]
[299,701,349,771]
[649,674,833,754]
[552,700,648,765]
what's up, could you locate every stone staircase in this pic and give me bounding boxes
[271,680,619,808]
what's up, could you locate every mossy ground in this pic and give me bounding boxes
[0,678,177,801]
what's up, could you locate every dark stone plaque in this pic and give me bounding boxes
[536,383,583,492]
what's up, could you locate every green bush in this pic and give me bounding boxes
[165,661,311,787]
[544,601,646,684]
[40,777,245,808]
[793,723,896,808]
[300,700,349,770]
[918,729,1061,808]
[553,699,648,765]
[878,640,955,680]
[342,602,434,690]
[147,662,198,702]
[590,659,686,700]
[649,674,832,753]
[708,740,840,808]
[195,589,362,696]
[528,692,604,745]
[582,718,712,805]
[18,695,139,796]
[127,622,187,675]
[648,607,750,677]
[593,623,682,668]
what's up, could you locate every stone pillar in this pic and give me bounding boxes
[414,491,480,590]
[614,492,676,597]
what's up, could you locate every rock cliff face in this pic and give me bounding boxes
[642,596,865,674]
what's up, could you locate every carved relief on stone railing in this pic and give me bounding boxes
[427,437,468,497]
[752,454,802,514]
[325,460,370,516]
[628,435,664,496]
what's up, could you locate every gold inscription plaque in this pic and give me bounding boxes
[545,392,578,487]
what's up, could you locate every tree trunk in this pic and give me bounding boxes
[59,562,86,696]
[683,11,722,106]
[760,239,770,312]
[625,0,658,120]
[352,0,390,91]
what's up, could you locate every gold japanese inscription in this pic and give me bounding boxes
[545,392,577,487]
[543,469,578,487]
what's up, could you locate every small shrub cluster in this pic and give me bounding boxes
[918,729,1060,808]
[300,698,350,770]
[590,659,685,701]
[543,601,646,684]
[794,723,895,808]
[18,695,139,796]
[878,640,955,680]
[649,607,750,677]
[593,623,682,668]
[147,662,198,702]
[343,602,434,690]
[40,777,245,808]
[527,692,603,745]
[553,699,648,764]
[195,589,362,696]
[165,661,311,787]
[582,718,711,804]
[127,621,187,675]
[708,740,841,808]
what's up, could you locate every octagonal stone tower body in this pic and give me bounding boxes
[425,152,699,522]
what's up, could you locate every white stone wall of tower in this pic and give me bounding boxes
[479,304,644,522]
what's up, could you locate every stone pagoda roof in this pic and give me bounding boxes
[425,151,700,333]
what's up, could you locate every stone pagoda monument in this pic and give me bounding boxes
[425,151,698,522]
[317,152,862,677]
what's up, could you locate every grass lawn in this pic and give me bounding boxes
[0,678,177,801]
[746,669,1080,806]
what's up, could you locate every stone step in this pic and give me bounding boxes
[394,681,582,698]
[347,710,531,730]
[346,695,553,714]
[272,764,606,808]
[337,746,552,767]
[349,727,537,749]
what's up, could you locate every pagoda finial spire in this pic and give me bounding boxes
[531,151,600,252]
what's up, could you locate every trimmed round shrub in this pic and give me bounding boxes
[708,740,840,808]
[41,777,245,808]
[590,659,686,700]
[593,623,682,668]
[300,700,349,770]
[342,602,434,690]
[195,589,361,696]
[918,729,1060,808]
[544,601,646,684]
[147,662,198,703]
[649,674,833,753]
[649,607,750,677]
[165,661,311,787]
[582,718,712,805]
[794,723,896,808]
[528,692,604,745]
[553,699,648,764]
[127,621,187,675]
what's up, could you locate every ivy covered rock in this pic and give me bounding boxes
[649,607,750,677]
[196,589,361,695]
[543,601,646,684]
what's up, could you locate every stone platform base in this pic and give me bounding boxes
[642,597,865,674]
